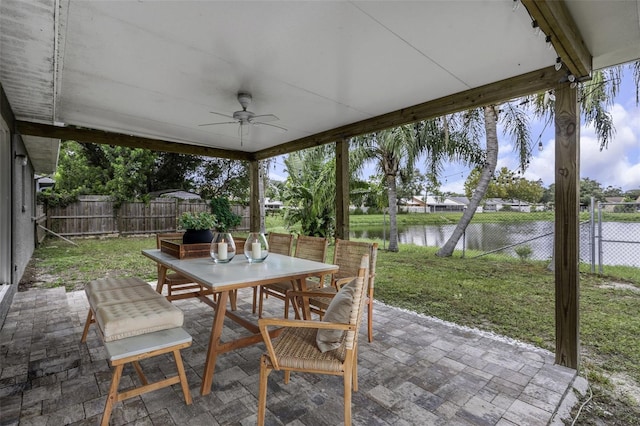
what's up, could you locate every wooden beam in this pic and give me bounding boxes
[16,121,252,161]
[554,83,580,369]
[522,0,592,79]
[249,160,261,232]
[335,139,349,240]
[253,66,563,160]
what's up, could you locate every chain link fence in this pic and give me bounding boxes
[593,201,640,273]
[465,215,574,262]
[466,202,640,273]
[466,218,593,264]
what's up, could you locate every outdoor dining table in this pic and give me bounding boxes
[142,249,339,395]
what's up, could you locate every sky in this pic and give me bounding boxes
[270,68,640,195]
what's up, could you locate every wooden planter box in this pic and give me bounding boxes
[160,238,210,259]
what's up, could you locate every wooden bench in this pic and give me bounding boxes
[80,277,192,426]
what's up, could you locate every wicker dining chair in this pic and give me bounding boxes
[251,232,294,313]
[289,239,378,342]
[257,255,370,426]
[267,232,294,255]
[258,235,328,318]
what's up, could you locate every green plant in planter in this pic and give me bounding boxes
[178,211,217,230]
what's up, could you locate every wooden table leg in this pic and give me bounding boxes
[155,265,168,294]
[296,278,312,320]
[200,290,229,395]
[230,289,238,311]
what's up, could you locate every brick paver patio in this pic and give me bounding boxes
[0,285,583,425]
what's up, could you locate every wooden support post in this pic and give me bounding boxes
[335,139,349,240]
[249,160,261,232]
[554,83,580,369]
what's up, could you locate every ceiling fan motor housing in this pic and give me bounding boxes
[237,92,252,110]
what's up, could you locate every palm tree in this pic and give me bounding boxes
[350,126,420,252]
[282,146,336,237]
[437,106,502,256]
[436,61,639,257]
[352,121,484,252]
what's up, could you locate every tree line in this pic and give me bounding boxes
[39,141,249,207]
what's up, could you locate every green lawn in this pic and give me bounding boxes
[24,232,640,424]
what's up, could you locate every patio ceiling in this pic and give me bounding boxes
[1,1,640,174]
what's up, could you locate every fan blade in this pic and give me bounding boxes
[210,111,235,120]
[250,114,279,123]
[253,121,288,132]
[198,121,237,127]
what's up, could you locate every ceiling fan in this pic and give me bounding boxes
[199,91,287,145]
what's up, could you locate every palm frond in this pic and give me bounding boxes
[500,102,532,171]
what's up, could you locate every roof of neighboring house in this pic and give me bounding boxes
[448,196,470,206]
[264,198,283,206]
[35,176,55,184]
[485,198,530,206]
[407,195,466,206]
[157,191,203,200]
[605,197,625,203]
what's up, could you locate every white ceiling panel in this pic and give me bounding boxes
[565,0,640,69]
[1,0,639,168]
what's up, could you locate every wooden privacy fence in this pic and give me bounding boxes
[43,197,249,237]
[35,204,47,243]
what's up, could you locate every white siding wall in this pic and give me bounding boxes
[12,134,35,285]
[0,117,10,285]
[0,117,14,325]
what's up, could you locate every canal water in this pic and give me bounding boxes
[350,221,640,267]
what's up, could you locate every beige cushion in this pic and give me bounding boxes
[89,283,158,310]
[95,297,184,342]
[85,276,148,299]
[316,280,356,353]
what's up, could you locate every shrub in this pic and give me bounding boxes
[515,245,533,261]
[37,189,79,208]
[210,197,241,231]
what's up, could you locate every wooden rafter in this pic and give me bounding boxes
[522,0,592,79]
[15,121,252,161]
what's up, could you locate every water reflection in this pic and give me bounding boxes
[350,221,640,267]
